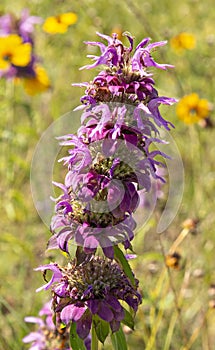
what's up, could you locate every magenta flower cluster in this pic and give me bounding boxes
[49,33,176,258]
[24,32,176,349]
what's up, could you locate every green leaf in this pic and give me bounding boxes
[114,246,136,286]
[93,315,110,344]
[69,322,86,350]
[111,325,128,350]
[121,307,134,330]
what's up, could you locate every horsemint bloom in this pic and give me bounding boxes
[32,31,175,348]
[49,33,176,256]
[49,107,170,257]
[74,32,176,130]
[35,256,141,340]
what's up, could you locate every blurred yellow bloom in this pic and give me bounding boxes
[23,65,51,95]
[177,93,211,124]
[165,252,181,270]
[43,12,77,34]
[111,27,123,41]
[170,32,196,54]
[0,34,31,69]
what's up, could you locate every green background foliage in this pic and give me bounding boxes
[0,0,215,349]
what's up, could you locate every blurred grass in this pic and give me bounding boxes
[0,0,215,349]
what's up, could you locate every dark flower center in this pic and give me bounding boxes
[3,52,12,62]
[189,107,197,116]
[60,257,132,301]
[93,156,135,180]
[66,197,125,227]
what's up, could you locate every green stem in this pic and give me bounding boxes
[91,320,99,350]
[188,125,202,216]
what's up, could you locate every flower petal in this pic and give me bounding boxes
[22,331,43,343]
[61,304,87,324]
[97,301,114,322]
[87,299,99,314]
[34,264,62,292]
[106,296,122,312]
[76,310,92,339]
[24,316,44,327]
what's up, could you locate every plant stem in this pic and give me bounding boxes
[91,320,99,350]
[158,234,188,345]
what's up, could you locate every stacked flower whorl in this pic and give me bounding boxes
[50,32,176,257]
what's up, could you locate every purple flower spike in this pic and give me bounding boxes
[26,30,177,348]
[49,99,174,256]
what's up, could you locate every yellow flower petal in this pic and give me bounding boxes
[43,17,68,34]
[179,33,196,49]
[0,34,22,51]
[197,99,210,118]
[0,35,21,61]
[59,12,77,25]
[23,65,51,95]
[11,43,32,66]
[0,35,32,69]
[186,93,199,108]
[0,58,10,69]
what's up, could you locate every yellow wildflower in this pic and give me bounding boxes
[176,93,211,124]
[23,65,51,95]
[42,12,77,34]
[0,34,32,69]
[170,32,196,54]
